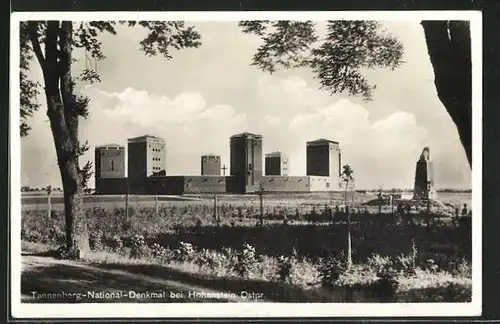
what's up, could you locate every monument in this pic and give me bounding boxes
[412,147,438,200]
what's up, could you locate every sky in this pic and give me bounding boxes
[20,21,472,190]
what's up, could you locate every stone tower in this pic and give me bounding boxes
[127,135,166,194]
[413,147,438,200]
[306,139,341,178]
[229,132,263,193]
[95,144,126,179]
[265,151,289,176]
[201,154,221,175]
[94,144,126,193]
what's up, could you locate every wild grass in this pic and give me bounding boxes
[20,202,472,302]
[21,238,471,302]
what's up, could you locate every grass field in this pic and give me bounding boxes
[20,190,473,302]
[21,191,472,212]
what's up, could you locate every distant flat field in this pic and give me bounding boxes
[20,191,472,211]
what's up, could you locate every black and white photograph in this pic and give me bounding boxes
[11,11,481,318]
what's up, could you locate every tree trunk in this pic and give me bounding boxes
[29,21,89,257]
[421,20,472,168]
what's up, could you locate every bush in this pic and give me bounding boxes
[173,241,195,262]
[22,228,43,243]
[452,258,472,278]
[21,203,472,278]
[130,234,149,259]
[89,229,104,251]
[151,242,172,262]
[194,249,228,270]
[316,253,346,289]
[425,259,439,274]
[276,248,301,283]
[395,253,417,275]
[234,243,257,278]
[55,244,71,260]
[108,235,124,252]
[48,225,65,245]
[367,254,393,273]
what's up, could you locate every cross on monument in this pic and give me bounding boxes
[221,164,228,176]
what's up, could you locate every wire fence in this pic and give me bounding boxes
[21,192,472,228]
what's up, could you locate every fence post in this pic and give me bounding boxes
[155,192,159,217]
[46,185,52,221]
[125,192,129,223]
[258,182,264,227]
[213,195,218,224]
[378,189,383,217]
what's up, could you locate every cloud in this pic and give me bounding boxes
[21,74,467,190]
[78,86,247,180]
[251,75,431,189]
[20,21,471,190]
[262,115,282,128]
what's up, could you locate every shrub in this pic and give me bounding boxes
[151,242,172,262]
[48,225,65,244]
[276,248,298,283]
[108,235,124,252]
[173,241,195,262]
[394,239,418,275]
[316,253,346,289]
[89,229,104,251]
[234,243,257,278]
[425,259,439,274]
[395,253,417,275]
[130,234,148,259]
[452,258,472,278]
[194,249,228,271]
[22,228,43,243]
[55,244,71,260]
[366,254,393,273]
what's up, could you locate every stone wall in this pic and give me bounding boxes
[95,178,128,195]
[94,175,347,195]
[148,176,185,195]
[308,176,344,192]
[183,176,227,193]
[260,176,310,192]
[147,176,227,194]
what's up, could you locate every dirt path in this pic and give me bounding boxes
[21,254,262,303]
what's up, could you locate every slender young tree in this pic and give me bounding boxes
[20,21,201,257]
[258,181,265,227]
[240,20,472,168]
[46,185,53,221]
[341,164,354,267]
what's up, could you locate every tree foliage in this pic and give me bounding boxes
[19,22,41,137]
[241,20,472,167]
[19,20,202,137]
[19,20,201,256]
[239,20,404,100]
[341,164,354,184]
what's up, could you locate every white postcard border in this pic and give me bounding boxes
[10,10,482,318]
